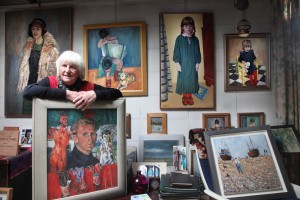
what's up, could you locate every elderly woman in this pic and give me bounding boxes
[23,50,123,111]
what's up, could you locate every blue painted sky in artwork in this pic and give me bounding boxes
[144,140,179,159]
[211,132,272,159]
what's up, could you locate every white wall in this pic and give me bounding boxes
[0,0,277,148]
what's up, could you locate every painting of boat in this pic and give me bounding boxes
[219,144,232,160]
[247,136,259,157]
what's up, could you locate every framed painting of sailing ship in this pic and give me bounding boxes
[270,125,300,153]
[237,112,265,128]
[202,113,231,129]
[204,126,296,200]
[32,98,126,200]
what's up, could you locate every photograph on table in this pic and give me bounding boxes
[19,127,32,147]
[204,125,296,200]
[83,21,147,97]
[224,33,271,91]
[32,98,126,200]
[271,125,300,153]
[159,13,215,110]
[172,146,187,171]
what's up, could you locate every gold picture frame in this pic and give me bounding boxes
[83,21,147,97]
[202,113,231,129]
[147,113,167,134]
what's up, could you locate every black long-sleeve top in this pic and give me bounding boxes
[23,77,123,101]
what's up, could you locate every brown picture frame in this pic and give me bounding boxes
[202,113,231,129]
[0,187,13,200]
[147,113,167,134]
[237,112,265,128]
[224,33,271,91]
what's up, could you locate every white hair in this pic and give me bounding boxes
[56,50,85,79]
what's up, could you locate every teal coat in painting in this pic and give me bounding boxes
[173,35,201,94]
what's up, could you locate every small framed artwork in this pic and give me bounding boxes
[238,112,265,128]
[271,125,300,153]
[204,126,296,199]
[139,134,184,166]
[19,127,32,147]
[224,33,271,91]
[202,113,231,129]
[83,21,147,97]
[159,13,215,110]
[33,98,126,200]
[126,113,131,139]
[0,187,13,200]
[147,113,167,134]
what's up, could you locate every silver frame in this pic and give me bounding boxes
[32,98,126,200]
[138,134,185,165]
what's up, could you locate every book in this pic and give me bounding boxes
[194,84,208,100]
[160,174,200,193]
[170,172,193,187]
[131,193,152,200]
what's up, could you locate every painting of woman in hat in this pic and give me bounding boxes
[17,18,59,114]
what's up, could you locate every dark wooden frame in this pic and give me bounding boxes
[202,113,231,129]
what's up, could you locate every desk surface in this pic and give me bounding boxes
[111,190,210,200]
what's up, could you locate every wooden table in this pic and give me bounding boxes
[0,149,32,200]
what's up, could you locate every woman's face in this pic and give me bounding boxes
[31,25,42,39]
[59,62,80,86]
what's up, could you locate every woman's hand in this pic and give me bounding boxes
[73,90,97,111]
